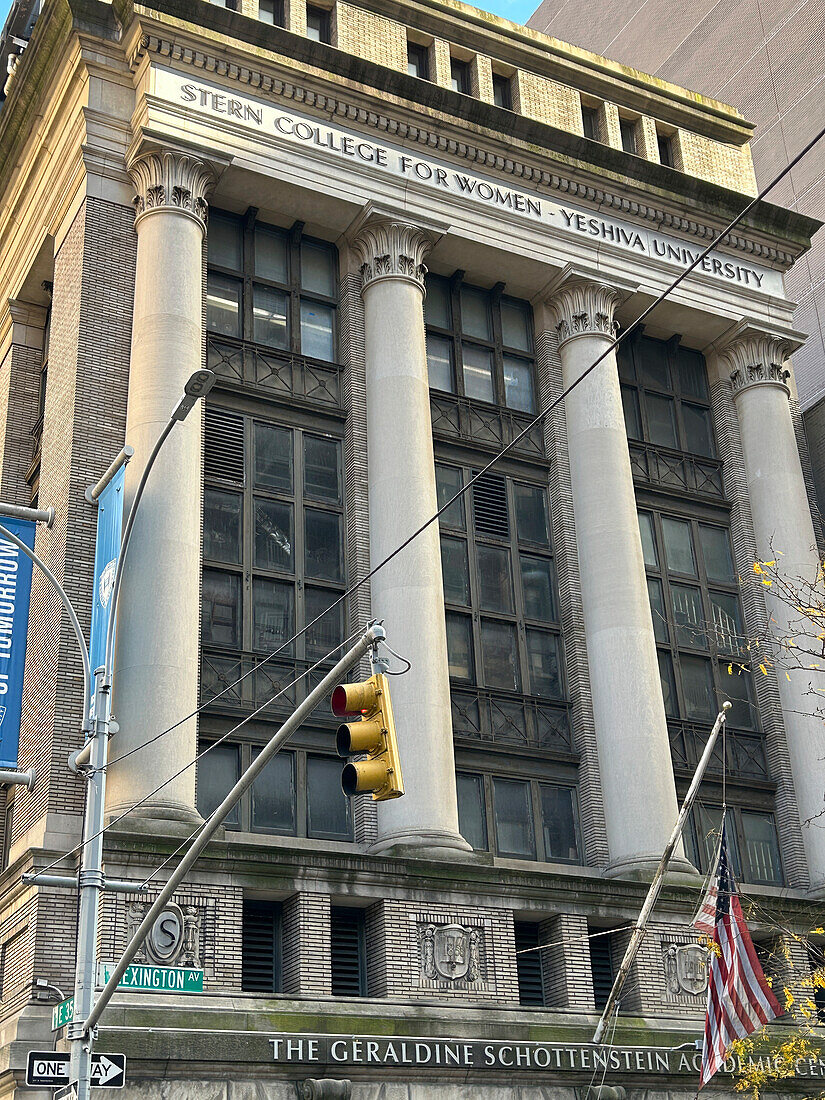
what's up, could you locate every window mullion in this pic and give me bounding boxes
[295,429,306,664]
[489,282,506,407]
[243,416,254,652]
[508,482,530,695]
[242,210,255,342]
[532,781,545,862]
[463,468,483,687]
[289,221,303,356]
[450,273,465,398]
[240,743,252,832]
[296,750,308,838]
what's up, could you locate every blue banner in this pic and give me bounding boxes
[0,518,36,768]
[89,466,126,686]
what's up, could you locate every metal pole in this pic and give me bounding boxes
[69,669,111,1100]
[0,768,34,787]
[0,500,54,527]
[22,872,148,893]
[0,520,91,735]
[84,624,383,1035]
[591,701,731,1045]
[85,445,134,504]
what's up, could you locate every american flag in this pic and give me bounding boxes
[699,819,782,1089]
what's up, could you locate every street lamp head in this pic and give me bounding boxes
[171,369,218,422]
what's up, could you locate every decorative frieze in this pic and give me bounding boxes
[546,277,624,348]
[350,217,434,291]
[718,327,796,397]
[128,151,214,232]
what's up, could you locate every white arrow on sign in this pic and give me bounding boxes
[93,1057,122,1085]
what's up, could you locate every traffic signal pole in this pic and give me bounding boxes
[83,622,386,1038]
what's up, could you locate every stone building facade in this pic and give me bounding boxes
[0,1,822,1098]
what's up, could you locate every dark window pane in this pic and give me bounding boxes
[691,804,741,877]
[307,755,351,839]
[204,489,242,564]
[657,133,673,168]
[515,483,549,546]
[645,393,678,448]
[741,812,782,884]
[647,577,668,643]
[450,58,470,94]
[445,612,474,681]
[680,655,715,721]
[620,118,637,154]
[305,587,344,658]
[683,403,714,457]
[621,385,641,439]
[253,285,289,348]
[710,592,743,654]
[500,299,531,351]
[638,337,670,389]
[197,744,240,824]
[460,286,491,339]
[202,569,241,647]
[304,435,341,503]
[301,241,336,297]
[638,512,658,568]
[208,214,242,270]
[658,650,678,716]
[252,578,294,652]
[581,104,599,141]
[617,342,635,382]
[436,464,465,529]
[424,275,451,328]
[540,785,578,861]
[493,778,535,858]
[426,334,454,392]
[254,422,292,492]
[407,41,429,80]
[207,272,241,337]
[300,300,335,361]
[526,629,562,698]
[306,4,330,42]
[677,348,708,399]
[462,344,495,403]
[720,664,757,730]
[520,555,555,621]
[671,584,706,648]
[481,620,520,691]
[305,508,343,580]
[251,748,295,832]
[699,525,734,583]
[477,545,513,613]
[255,226,288,283]
[503,356,535,412]
[456,773,487,850]
[441,536,470,605]
[254,498,293,572]
[492,73,512,110]
[662,516,695,575]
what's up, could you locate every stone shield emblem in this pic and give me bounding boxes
[666,943,708,995]
[146,903,185,964]
[432,923,470,980]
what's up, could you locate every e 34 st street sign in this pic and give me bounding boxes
[25,1051,126,1089]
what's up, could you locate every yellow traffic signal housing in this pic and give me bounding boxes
[332,673,404,801]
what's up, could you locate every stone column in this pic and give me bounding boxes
[717,324,825,893]
[547,272,692,879]
[350,214,470,857]
[106,151,213,825]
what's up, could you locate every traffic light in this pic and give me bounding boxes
[332,673,404,801]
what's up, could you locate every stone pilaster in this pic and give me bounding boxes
[715,322,825,894]
[348,210,470,858]
[106,150,213,826]
[546,269,693,881]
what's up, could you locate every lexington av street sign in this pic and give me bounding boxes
[25,1051,126,1088]
[97,961,204,993]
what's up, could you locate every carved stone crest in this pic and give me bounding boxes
[664,943,708,996]
[125,901,202,967]
[421,923,481,982]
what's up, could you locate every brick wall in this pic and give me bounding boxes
[675,130,758,195]
[335,3,407,71]
[512,70,582,133]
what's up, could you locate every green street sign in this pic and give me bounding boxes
[52,996,74,1031]
[97,962,204,994]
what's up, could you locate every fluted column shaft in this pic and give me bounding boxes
[351,216,470,856]
[106,151,213,824]
[718,327,825,892]
[548,276,690,879]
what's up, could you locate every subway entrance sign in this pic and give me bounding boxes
[97,961,204,993]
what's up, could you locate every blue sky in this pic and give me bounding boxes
[1,0,538,35]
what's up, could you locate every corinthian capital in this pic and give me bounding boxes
[128,151,214,234]
[716,323,800,398]
[350,216,436,293]
[546,276,626,348]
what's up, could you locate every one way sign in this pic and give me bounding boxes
[26,1051,126,1088]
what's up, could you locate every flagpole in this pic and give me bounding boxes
[591,701,731,1045]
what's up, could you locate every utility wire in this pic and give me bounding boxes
[96,122,825,780]
[31,630,362,879]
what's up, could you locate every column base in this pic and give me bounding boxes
[369,827,475,861]
[604,853,701,885]
[105,802,204,836]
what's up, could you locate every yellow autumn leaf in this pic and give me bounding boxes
[759,664,768,675]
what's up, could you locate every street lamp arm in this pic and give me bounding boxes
[0,521,91,734]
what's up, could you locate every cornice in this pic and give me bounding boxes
[129,33,800,271]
